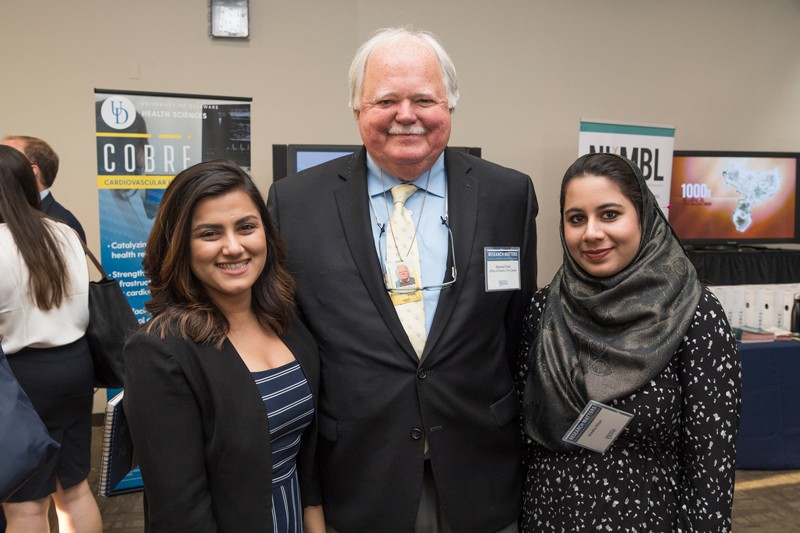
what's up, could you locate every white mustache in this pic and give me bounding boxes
[388,125,426,135]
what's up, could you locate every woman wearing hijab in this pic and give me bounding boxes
[519,153,741,532]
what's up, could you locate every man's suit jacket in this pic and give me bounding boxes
[41,192,86,243]
[268,147,538,532]
[123,316,319,533]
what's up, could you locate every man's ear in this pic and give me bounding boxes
[31,164,46,192]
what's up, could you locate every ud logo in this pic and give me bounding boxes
[100,96,136,130]
[110,100,128,125]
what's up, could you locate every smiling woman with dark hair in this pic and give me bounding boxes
[123,159,324,532]
[519,153,741,532]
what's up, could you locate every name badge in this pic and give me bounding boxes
[385,260,423,305]
[562,401,633,453]
[484,247,521,292]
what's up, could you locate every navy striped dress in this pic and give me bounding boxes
[253,360,315,533]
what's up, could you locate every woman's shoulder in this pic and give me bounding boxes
[43,217,78,238]
[125,321,194,359]
[696,285,728,316]
[0,225,16,262]
[124,322,223,379]
[684,285,737,346]
[529,285,551,311]
[537,285,551,299]
[43,218,85,255]
[522,285,551,331]
[125,325,173,355]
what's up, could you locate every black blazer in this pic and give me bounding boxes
[123,316,319,533]
[41,192,86,243]
[268,147,538,532]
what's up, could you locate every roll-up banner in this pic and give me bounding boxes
[578,119,675,210]
[95,89,252,324]
[94,90,251,494]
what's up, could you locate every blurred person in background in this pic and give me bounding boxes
[0,145,101,532]
[2,135,86,242]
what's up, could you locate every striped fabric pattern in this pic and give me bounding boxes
[253,361,314,533]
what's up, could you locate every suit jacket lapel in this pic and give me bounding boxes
[40,192,55,215]
[334,149,419,360]
[423,150,478,359]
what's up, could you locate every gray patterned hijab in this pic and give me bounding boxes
[523,153,701,451]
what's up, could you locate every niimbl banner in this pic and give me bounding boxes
[578,119,675,210]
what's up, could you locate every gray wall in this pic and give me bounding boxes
[2,0,800,287]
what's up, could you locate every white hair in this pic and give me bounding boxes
[348,26,459,113]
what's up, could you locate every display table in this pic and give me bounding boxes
[736,341,800,469]
[687,248,800,285]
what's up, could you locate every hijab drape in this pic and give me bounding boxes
[523,154,700,451]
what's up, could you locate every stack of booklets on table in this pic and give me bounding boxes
[98,391,138,497]
[764,327,796,341]
[732,326,795,343]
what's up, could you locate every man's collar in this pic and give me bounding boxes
[39,188,51,201]
[367,152,446,198]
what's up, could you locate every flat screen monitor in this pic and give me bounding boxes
[288,144,361,176]
[272,144,482,181]
[668,151,800,247]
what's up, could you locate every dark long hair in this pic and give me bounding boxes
[143,159,295,347]
[0,145,69,309]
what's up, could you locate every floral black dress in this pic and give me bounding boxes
[518,286,741,532]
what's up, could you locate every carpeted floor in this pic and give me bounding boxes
[41,426,800,532]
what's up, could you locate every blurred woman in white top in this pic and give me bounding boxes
[0,144,101,533]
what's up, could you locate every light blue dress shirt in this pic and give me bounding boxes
[367,153,449,336]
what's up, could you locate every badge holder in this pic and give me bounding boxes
[562,400,633,453]
[484,247,521,292]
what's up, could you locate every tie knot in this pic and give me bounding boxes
[391,183,418,206]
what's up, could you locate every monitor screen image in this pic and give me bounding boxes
[288,144,360,175]
[668,151,799,246]
[295,149,356,173]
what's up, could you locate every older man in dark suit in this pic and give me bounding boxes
[2,135,86,242]
[268,26,537,533]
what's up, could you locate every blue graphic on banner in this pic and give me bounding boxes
[95,90,252,326]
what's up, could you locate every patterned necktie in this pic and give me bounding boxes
[387,183,427,358]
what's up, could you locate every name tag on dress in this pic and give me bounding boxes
[484,247,521,291]
[562,400,633,453]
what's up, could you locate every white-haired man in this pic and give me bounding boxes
[269,26,538,533]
